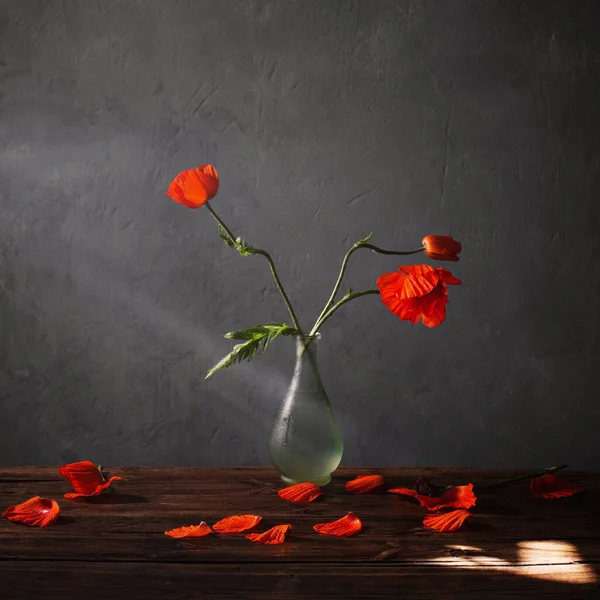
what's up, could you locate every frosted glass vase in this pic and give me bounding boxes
[269,334,343,486]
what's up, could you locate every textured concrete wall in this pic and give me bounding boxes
[1,0,599,468]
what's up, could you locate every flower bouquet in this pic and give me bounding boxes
[166,164,462,485]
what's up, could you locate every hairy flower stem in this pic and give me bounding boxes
[205,202,304,334]
[474,464,568,490]
[309,240,424,336]
[311,289,381,334]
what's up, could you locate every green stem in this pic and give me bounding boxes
[205,202,303,334]
[311,289,380,335]
[310,241,424,336]
[474,464,568,489]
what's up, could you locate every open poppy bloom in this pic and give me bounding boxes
[58,460,122,499]
[2,496,60,527]
[345,474,385,494]
[389,483,476,511]
[213,514,262,534]
[278,482,323,503]
[422,235,462,262]
[423,509,472,532]
[313,512,362,537]
[246,524,292,545]
[165,164,219,209]
[530,474,583,499]
[164,522,212,538]
[376,264,461,328]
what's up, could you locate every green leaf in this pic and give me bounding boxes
[235,237,255,257]
[357,232,372,245]
[206,323,298,378]
[217,224,236,248]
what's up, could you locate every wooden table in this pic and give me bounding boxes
[1,466,599,599]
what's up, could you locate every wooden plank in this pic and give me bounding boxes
[1,467,599,566]
[1,561,598,599]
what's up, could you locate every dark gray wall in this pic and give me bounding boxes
[1,0,599,469]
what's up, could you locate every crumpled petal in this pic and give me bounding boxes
[389,483,476,511]
[58,460,122,499]
[418,484,477,511]
[313,512,362,537]
[246,524,291,545]
[345,474,385,494]
[213,514,262,534]
[423,509,472,532]
[2,496,60,527]
[165,522,212,538]
[530,474,583,499]
[278,482,323,503]
[165,164,219,209]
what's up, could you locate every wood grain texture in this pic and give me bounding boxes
[1,467,599,598]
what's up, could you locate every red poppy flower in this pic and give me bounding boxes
[246,524,292,545]
[422,235,462,262]
[165,164,219,209]
[530,474,583,499]
[345,474,385,494]
[376,264,461,328]
[423,509,471,532]
[212,514,262,534]
[389,483,476,511]
[165,522,212,538]
[313,512,362,537]
[278,482,323,503]
[58,460,122,499]
[2,496,60,527]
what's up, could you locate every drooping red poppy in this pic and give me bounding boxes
[345,474,385,494]
[246,524,292,545]
[2,496,60,527]
[423,509,472,532]
[58,461,122,499]
[376,264,461,328]
[530,474,583,499]
[389,483,476,511]
[422,235,462,262]
[313,512,362,537]
[165,522,212,538]
[212,514,262,534]
[278,482,323,503]
[165,164,219,209]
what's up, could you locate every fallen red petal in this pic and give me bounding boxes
[530,474,583,499]
[165,522,212,538]
[213,514,262,534]
[423,510,472,532]
[59,460,122,499]
[417,484,477,511]
[345,474,385,494]
[313,512,362,537]
[388,487,419,498]
[246,524,291,545]
[2,496,60,527]
[278,482,323,503]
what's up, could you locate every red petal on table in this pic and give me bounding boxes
[313,512,362,537]
[59,460,122,498]
[345,474,385,494]
[246,524,292,545]
[278,482,323,503]
[213,514,262,534]
[165,522,212,538]
[418,484,477,511]
[423,510,472,532]
[388,487,419,498]
[530,474,583,499]
[2,496,60,527]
